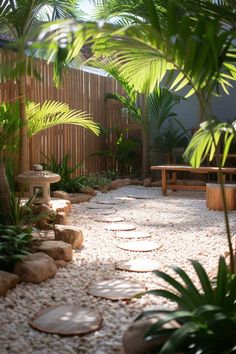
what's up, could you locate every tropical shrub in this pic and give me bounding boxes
[0,225,33,272]
[42,153,83,192]
[153,120,190,154]
[137,257,236,354]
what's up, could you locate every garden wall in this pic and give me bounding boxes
[0,49,141,175]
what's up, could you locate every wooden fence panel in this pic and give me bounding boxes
[0,49,141,175]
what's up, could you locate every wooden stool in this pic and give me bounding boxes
[206,183,236,211]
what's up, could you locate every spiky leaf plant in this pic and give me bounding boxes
[136,257,236,354]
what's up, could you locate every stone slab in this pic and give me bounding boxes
[29,305,102,335]
[95,200,124,205]
[116,258,160,272]
[127,195,156,200]
[87,279,146,300]
[105,223,136,231]
[114,231,151,239]
[117,241,162,252]
[87,204,113,210]
[88,209,117,216]
[94,216,125,223]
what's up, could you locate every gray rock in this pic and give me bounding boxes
[14,252,57,283]
[0,271,20,296]
[55,225,84,249]
[38,240,73,261]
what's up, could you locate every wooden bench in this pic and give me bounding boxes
[150,164,236,195]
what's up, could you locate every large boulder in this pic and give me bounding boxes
[0,271,20,296]
[123,316,180,354]
[38,240,73,261]
[55,225,84,249]
[14,252,57,283]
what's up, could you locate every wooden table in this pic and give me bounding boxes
[150,164,236,195]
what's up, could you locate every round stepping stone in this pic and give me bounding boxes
[95,200,124,205]
[116,258,160,272]
[127,195,156,200]
[29,305,102,336]
[88,209,117,216]
[115,231,151,239]
[87,204,113,210]
[105,223,136,231]
[87,279,146,300]
[94,216,125,223]
[117,241,162,252]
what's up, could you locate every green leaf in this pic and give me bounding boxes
[191,260,215,304]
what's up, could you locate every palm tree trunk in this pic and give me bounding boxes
[17,75,29,173]
[0,158,11,224]
[141,98,150,179]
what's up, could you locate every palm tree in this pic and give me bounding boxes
[34,0,236,268]
[0,0,79,173]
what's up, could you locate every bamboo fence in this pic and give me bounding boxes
[0,49,141,175]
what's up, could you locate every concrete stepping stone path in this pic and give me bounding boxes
[94,216,125,223]
[117,241,162,252]
[29,305,102,335]
[105,223,136,231]
[87,279,146,300]
[95,200,125,205]
[87,204,113,210]
[116,258,160,272]
[87,209,117,216]
[127,195,156,200]
[114,231,151,239]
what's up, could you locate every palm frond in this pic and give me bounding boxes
[26,100,100,136]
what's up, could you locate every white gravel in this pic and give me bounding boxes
[0,186,234,354]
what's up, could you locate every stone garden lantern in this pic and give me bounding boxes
[16,164,61,205]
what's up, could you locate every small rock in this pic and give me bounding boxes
[110,178,131,190]
[55,212,68,225]
[14,253,57,283]
[54,225,84,249]
[143,178,152,187]
[130,178,142,186]
[54,260,69,268]
[0,271,20,296]
[151,180,162,187]
[80,186,97,196]
[69,193,93,204]
[38,240,73,261]
[34,204,54,229]
[98,184,109,193]
[52,191,70,200]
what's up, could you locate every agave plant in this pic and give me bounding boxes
[137,257,236,354]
